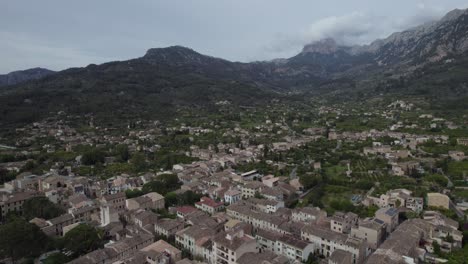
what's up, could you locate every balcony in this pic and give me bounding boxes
[217,246,229,254]
[217,259,229,264]
[217,251,229,260]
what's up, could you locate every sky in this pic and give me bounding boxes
[1,0,468,73]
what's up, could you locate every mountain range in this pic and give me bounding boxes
[1,8,468,128]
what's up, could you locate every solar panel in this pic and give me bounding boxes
[386,208,398,216]
[374,218,385,225]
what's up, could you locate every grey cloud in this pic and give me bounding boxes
[1,0,468,72]
[0,31,115,73]
[264,4,461,59]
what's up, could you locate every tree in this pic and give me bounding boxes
[21,160,37,172]
[446,234,454,243]
[164,192,178,208]
[43,252,70,264]
[432,241,442,257]
[446,244,468,263]
[142,174,181,195]
[179,191,202,205]
[300,173,322,189]
[0,216,51,262]
[164,190,202,208]
[22,197,65,220]
[395,199,402,208]
[81,148,105,165]
[305,253,318,264]
[354,179,374,190]
[404,211,420,220]
[329,199,355,213]
[119,214,128,229]
[0,154,16,163]
[131,152,147,172]
[159,174,180,188]
[61,224,104,256]
[424,174,448,187]
[155,208,176,219]
[0,167,6,183]
[115,144,130,162]
[125,189,145,199]
[254,192,264,199]
[164,155,175,170]
[0,168,15,185]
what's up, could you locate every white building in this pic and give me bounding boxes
[175,225,216,258]
[213,229,257,264]
[291,207,327,223]
[255,229,313,262]
[224,189,242,205]
[301,225,367,264]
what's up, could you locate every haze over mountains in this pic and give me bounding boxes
[0,8,467,127]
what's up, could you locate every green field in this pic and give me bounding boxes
[448,160,468,180]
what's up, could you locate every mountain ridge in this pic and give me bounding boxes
[1,8,467,128]
[298,8,468,67]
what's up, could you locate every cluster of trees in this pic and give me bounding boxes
[0,215,105,263]
[126,174,182,199]
[233,159,281,176]
[0,167,16,185]
[130,152,147,172]
[81,148,105,165]
[434,240,468,263]
[43,252,71,264]
[424,173,449,187]
[125,188,146,199]
[141,174,181,195]
[328,199,356,213]
[126,174,201,209]
[0,194,105,262]
[114,144,130,162]
[299,173,323,190]
[76,143,201,177]
[164,190,202,208]
[0,153,27,163]
[57,224,104,257]
[19,159,53,175]
[148,150,198,171]
[22,197,65,220]
[0,216,52,262]
[154,208,177,219]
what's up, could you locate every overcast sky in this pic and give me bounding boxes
[1,0,468,73]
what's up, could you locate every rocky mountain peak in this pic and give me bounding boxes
[142,45,228,67]
[336,8,468,66]
[144,45,197,57]
[301,38,341,54]
[143,45,201,62]
[440,8,467,22]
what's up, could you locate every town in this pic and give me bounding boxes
[1,99,467,264]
